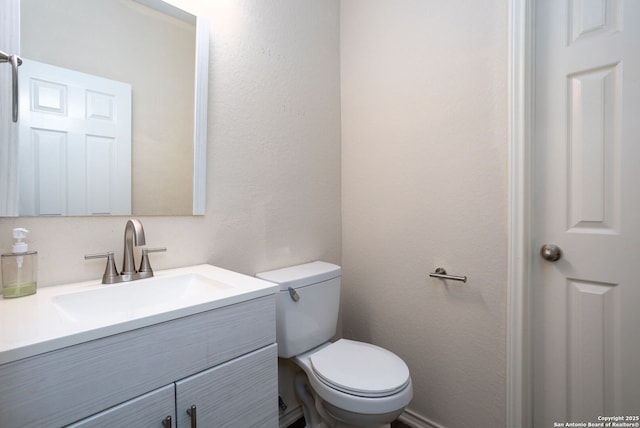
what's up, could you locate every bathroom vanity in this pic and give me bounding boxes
[0,265,278,427]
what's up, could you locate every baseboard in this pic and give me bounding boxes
[399,408,444,428]
[280,404,441,428]
[279,406,304,428]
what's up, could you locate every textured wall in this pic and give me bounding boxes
[340,1,508,426]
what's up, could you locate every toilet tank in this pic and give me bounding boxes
[256,261,341,358]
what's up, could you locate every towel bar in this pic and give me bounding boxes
[429,267,467,283]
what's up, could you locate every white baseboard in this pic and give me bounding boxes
[279,406,304,428]
[399,408,444,428]
[279,404,442,428]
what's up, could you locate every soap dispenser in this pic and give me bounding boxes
[1,228,38,298]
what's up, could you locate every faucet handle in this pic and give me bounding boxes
[138,247,167,278]
[85,252,119,284]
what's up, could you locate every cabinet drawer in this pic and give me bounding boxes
[0,295,275,427]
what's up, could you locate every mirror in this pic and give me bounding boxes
[7,0,208,216]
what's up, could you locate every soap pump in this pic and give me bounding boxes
[1,228,38,298]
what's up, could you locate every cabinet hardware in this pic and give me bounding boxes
[162,415,172,428]
[187,405,197,428]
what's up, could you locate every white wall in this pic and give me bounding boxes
[341,1,508,427]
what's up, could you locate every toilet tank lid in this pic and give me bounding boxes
[256,261,341,289]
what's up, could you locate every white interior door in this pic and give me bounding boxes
[533,0,640,425]
[18,59,131,215]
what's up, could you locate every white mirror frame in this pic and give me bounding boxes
[192,16,209,215]
[0,0,209,217]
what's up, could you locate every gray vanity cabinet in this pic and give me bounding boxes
[67,344,277,428]
[0,295,278,428]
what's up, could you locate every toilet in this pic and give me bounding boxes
[257,261,413,428]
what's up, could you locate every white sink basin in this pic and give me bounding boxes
[0,264,278,364]
[53,273,233,322]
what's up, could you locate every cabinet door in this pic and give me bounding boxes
[65,384,175,428]
[176,344,278,428]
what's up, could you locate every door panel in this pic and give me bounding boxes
[567,63,619,233]
[18,58,131,215]
[533,0,640,425]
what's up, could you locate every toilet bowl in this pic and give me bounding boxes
[295,339,412,426]
[256,261,413,427]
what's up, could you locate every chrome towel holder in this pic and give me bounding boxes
[429,267,467,283]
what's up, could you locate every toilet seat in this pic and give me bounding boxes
[294,340,413,415]
[309,339,410,398]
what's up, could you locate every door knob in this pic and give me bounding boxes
[540,244,562,262]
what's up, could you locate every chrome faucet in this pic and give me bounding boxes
[120,219,146,281]
[84,219,166,284]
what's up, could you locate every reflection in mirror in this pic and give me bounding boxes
[15,0,207,216]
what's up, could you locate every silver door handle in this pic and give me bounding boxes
[540,244,562,262]
[0,50,23,122]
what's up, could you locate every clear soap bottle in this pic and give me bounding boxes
[1,228,38,298]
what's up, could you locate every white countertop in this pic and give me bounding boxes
[0,264,277,365]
